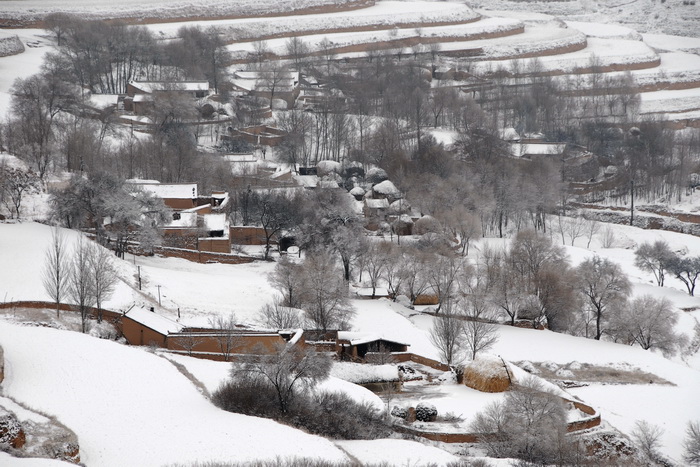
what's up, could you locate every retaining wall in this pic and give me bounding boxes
[394,397,600,443]
[4,0,375,28]
[130,245,256,264]
[392,352,451,372]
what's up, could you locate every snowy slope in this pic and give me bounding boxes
[0,321,349,466]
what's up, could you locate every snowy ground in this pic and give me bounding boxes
[2,215,700,464]
[0,321,350,466]
[0,0,361,24]
[146,1,479,42]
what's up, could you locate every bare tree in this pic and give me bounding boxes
[470,377,568,464]
[88,241,118,323]
[257,297,304,329]
[667,254,700,296]
[612,295,685,356]
[299,250,354,332]
[235,343,331,413]
[69,236,96,333]
[360,242,388,298]
[599,225,617,248]
[175,332,206,357]
[427,253,464,313]
[42,226,71,318]
[268,256,306,309]
[0,167,40,219]
[285,36,309,70]
[635,240,674,287]
[577,256,631,340]
[684,421,700,466]
[461,288,499,360]
[208,313,241,362]
[429,304,465,365]
[252,40,270,69]
[584,218,600,249]
[558,215,586,246]
[632,420,665,465]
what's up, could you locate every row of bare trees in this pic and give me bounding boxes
[424,229,688,366]
[42,228,118,332]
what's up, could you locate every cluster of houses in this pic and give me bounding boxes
[117,304,409,364]
[127,180,232,253]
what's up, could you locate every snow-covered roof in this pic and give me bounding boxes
[223,154,257,162]
[295,175,319,188]
[337,331,409,347]
[349,186,365,196]
[365,198,389,209]
[129,80,209,93]
[89,94,119,109]
[318,180,340,189]
[124,306,184,335]
[522,143,567,155]
[133,94,153,103]
[204,213,227,232]
[234,70,300,81]
[129,181,198,199]
[165,212,198,228]
[372,180,400,196]
[500,127,520,141]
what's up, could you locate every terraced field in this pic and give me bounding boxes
[1,0,699,124]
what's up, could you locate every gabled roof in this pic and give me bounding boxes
[128,181,198,199]
[124,306,184,335]
[129,80,209,94]
[364,198,390,209]
[337,331,409,347]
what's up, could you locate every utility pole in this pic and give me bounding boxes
[137,266,142,290]
[157,285,161,306]
[630,179,635,226]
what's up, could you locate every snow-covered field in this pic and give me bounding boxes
[471,0,700,38]
[469,36,658,75]
[147,1,479,42]
[0,0,364,24]
[3,218,699,464]
[0,321,350,466]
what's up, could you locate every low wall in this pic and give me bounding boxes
[392,353,451,372]
[5,0,375,28]
[130,245,256,264]
[0,301,123,322]
[394,396,600,443]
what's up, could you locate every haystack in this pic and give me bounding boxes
[464,354,513,393]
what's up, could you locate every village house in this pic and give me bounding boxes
[127,180,231,253]
[123,80,210,114]
[231,70,301,109]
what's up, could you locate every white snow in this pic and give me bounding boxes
[0,321,349,466]
[124,305,184,334]
[330,361,399,383]
[336,439,460,466]
[128,180,198,199]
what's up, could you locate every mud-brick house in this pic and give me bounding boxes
[120,306,304,360]
[124,80,210,114]
[231,71,301,109]
[337,332,409,361]
[363,198,389,224]
[127,180,231,253]
[132,181,199,210]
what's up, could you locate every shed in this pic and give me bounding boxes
[337,332,409,360]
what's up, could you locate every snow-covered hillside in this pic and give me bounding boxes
[0,321,350,466]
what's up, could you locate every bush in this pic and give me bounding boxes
[415,403,437,422]
[213,377,391,440]
[391,405,408,420]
